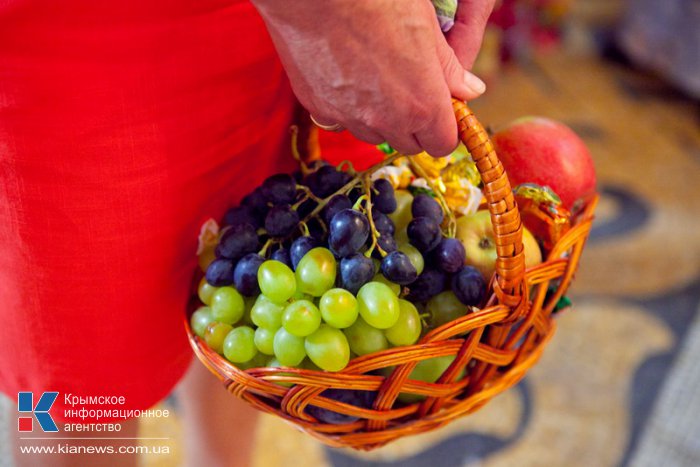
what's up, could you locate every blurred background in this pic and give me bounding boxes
[2,0,698,466]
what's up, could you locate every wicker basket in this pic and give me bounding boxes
[185,100,598,450]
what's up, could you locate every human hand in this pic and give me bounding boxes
[446,0,497,69]
[252,0,494,156]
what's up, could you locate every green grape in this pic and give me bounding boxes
[190,306,214,338]
[343,316,389,356]
[371,273,401,296]
[398,242,424,275]
[427,291,468,327]
[357,282,400,329]
[389,189,414,232]
[241,296,256,326]
[395,227,409,245]
[237,352,268,370]
[291,289,314,302]
[399,355,463,403]
[304,325,350,372]
[210,287,245,325]
[204,322,233,354]
[197,277,218,305]
[282,300,321,337]
[295,248,337,297]
[250,294,284,330]
[273,327,306,367]
[258,260,296,303]
[319,288,359,329]
[384,299,422,346]
[254,326,276,355]
[222,326,257,363]
[301,358,323,372]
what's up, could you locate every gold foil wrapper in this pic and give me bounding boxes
[412,152,449,179]
[373,160,414,189]
[513,183,571,251]
[443,179,482,216]
[441,155,481,187]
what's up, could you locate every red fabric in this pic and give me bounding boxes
[0,0,298,420]
[319,131,384,171]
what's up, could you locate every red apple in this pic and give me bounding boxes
[492,117,596,209]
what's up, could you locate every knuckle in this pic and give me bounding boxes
[407,105,436,133]
[361,111,386,132]
[390,139,421,156]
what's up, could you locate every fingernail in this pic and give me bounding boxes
[464,71,486,94]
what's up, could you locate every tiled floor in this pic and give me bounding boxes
[2,51,699,467]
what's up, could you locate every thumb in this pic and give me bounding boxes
[446,0,497,69]
[435,22,486,101]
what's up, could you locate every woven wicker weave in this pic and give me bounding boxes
[185,100,598,450]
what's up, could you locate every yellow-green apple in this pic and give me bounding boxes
[388,189,414,232]
[456,210,542,279]
[492,117,596,209]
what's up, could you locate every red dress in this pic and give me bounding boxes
[0,0,301,420]
[0,0,381,421]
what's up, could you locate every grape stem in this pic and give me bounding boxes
[361,175,387,258]
[406,157,457,238]
[298,152,404,226]
[258,238,275,257]
[352,194,368,211]
[258,152,403,245]
[419,312,431,328]
[290,125,314,177]
[336,160,357,176]
[293,186,323,208]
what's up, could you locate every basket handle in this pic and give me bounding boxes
[452,99,525,309]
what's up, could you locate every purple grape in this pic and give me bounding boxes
[372,179,397,214]
[264,204,299,237]
[290,236,321,269]
[407,217,442,252]
[412,194,444,223]
[381,251,418,285]
[340,253,376,294]
[305,389,376,424]
[451,266,487,306]
[306,165,342,198]
[242,187,269,213]
[329,169,352,191]
[329,209,370,257]
[372,210,395,235]
[303,173,322,198]
[222,205,260,228]
[406,268,447,302]
[205,258,235,286]
[262,173,297,205]
[431,237,466,273]
[233,253,264,296]
[306,218,327,242]
[322,194,352,225]
[376,233,398,255]
[215,223,259,260]
[270,247,292,268]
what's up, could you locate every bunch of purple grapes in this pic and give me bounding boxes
[205,161,485,309]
